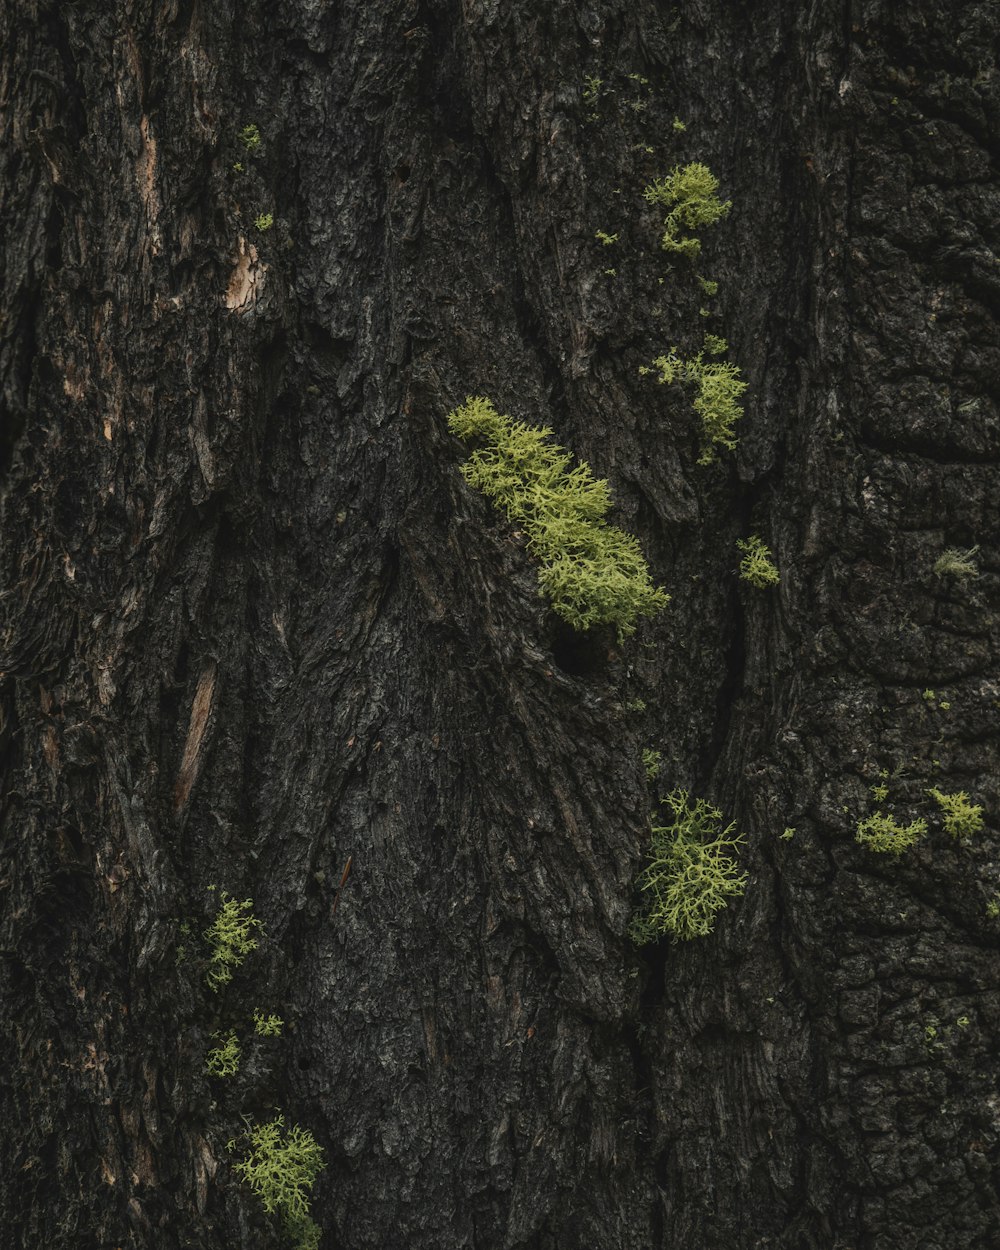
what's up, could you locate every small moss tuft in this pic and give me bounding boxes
[204,894,262,991]
[629,789,747,943]
[933,546,979,579]
[649,342,747,463]
[926,788,984,839]
[231,1116,326,1250]
[205,1029,241,1077]
[737,535,779,588]
[642,163,731,258]
[447,397,668,638]
[855,812,927,855]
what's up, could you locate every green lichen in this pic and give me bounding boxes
[629,789,747,944]
[595,230,619,246]
[447,397,668,638]
[230,1116,326,1250]
[254,213,274,232]
[204,894,262,991]
[254,1009,285,1037]
[933,546,979,579]
[855,812,928,855]
[737,536,780,588]
[642,163,731,258]
[926,788,984,839]
[205,1029,241,1078]
[646,341,747,463]
[239,124,261,152]
[642,748,662,781]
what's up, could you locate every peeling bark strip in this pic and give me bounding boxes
[1,2,999,1248]
[173,661,217,812]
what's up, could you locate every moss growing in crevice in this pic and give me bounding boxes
[447,396,668,638]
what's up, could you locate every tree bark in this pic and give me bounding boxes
[2,1,999,1247]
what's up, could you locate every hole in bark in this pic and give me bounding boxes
[396,163,411,183]
[548,619,609,677]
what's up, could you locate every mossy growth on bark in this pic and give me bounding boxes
[855,812,928,855]
[737,535,780,587]
[204,893,262,991]
[205,1029,241,1078]
[644,338,747,464]
[447,396,668,638]
[629,789,748,943]
[926,788,984,839]
[642,162,731,258]
[229,1116,327,1250]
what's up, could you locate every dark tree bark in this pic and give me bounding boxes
[2,1,999,1247]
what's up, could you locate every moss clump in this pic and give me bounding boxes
[629,789,747,943]
[855,812,927,855]
[254,1008,284,1037]
[204,894,262,991]
[646,342,747,464]
[643,163,731,258]
[933,546,979,579]
[737,536,780,588]
[205,1029,241,1078]
[231,1116,326,1250]
[447,397,668,638]
[926,788,984,839]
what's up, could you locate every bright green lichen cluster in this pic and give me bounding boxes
[447,397,668,637]
[855,812,928,855]
[642,163,731,258]
[737,535,780,588]
[646,341,747,463]
[204,894,262,991]
[231,1116,326,1250]
[642,748,662,781]
[629,789,747,943]
[206,1029,241,1078]
[239,123,261,152]
[254,1008,285,1037]
[926,788,984,839]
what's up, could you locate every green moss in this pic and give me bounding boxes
[254,1008,284,1037]
[230,1116,326,1250]
[629,789,747,943]
[642,163,731,258]
[855,812,928,855]
[933,546,979,578]
[204,894,262,991]
[648,341,747,464]
[926,788,984,839]
[447,397,668,638]
[254,212,274,232]
[240,123,261,151]
[206,1029,241,1078]
[737,535,779,588]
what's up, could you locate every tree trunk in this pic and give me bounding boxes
[2,1,998,1247]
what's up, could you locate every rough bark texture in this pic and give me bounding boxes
[2,1,999,1247]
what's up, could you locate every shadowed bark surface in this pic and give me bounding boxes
[1,1,999,1247]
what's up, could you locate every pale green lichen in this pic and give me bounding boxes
[447,397,668,638]
[926,788,984,839]
[933,546,979,579]
[855,812,928,855]
[643,163,731,258]
[737,536,780,588]
[647,341,747,463]
[254,1008,285,1037]
[230,1116,326,1250]
[642,748,662,781]
[205,1029,241,1078]
[204,894,262,991]
[629,789,747,943]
